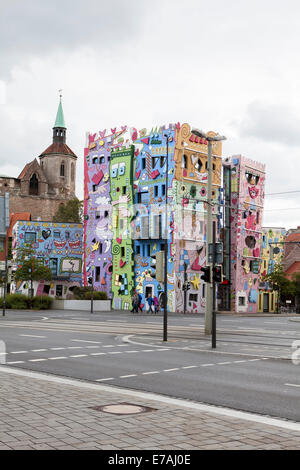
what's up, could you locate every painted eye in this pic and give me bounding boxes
[200,187,207,197]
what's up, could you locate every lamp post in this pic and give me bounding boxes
[162,133,172,341]
[192,129,226,335]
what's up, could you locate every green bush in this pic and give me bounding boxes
[73,286,107,300]
[32,295,53,310]
[3,293,30,309]
[83,291,108,300]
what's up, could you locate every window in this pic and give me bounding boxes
[60,163,65,177]
[0,239,4,252]
[152,157,158,169]
[93,184,97,192]
[53,231,60,239]
[25,232,36,243]
[99,243,103,254]
[56,285,63,297]
[95,266,100,282]
[256,211,260,224]
[142,158,146,170]
[189,293,198,302]
[49,258,58,275]
[182,154,188,169]
[92,157,98,164]
[136,245,140,255]
[29,174,38,195]
[120,218,124,230]
[104,210,109,218]
[238,296,245,306]
[71,163,75,181]
[146,244,150,257]
[122,186,126,195]
[160,156,165,168]
[137,192,149,204]
[96,210,100,219]
[154,186,158,197]
[65,231,70,239]
[121,246,125,257]
[162,185,166,196]
[195,159,202,171]
[43,285,50,294]
[100,156,105,164]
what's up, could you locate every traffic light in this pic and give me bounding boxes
[200,266,211,283]
[88,277,93,285]
[213,266,222,283]
[150,255,156,279]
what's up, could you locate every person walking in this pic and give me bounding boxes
[153,295,159,314]
[131,291,139,313]
[146,294,154,313]
[137,293,143,312]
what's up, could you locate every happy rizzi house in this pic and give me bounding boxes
[83,123,224,312]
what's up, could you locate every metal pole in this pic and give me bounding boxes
[212,221,216,348]
[2,235,8,317]
[205,140,213,335]
[163,134,169,341]
[183,262,187,315]
[91,278,94,314]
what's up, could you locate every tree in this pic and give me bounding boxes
[14,247,52,299]
[53,198,83,223]
[263,264,294,312]
[291,272,300,313]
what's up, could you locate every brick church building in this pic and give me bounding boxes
[0,97,77,221]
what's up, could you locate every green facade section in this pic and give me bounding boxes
[110,146,135,310]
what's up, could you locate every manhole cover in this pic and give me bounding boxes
[89,402,156,415]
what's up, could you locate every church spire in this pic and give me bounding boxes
[53,91,66,143]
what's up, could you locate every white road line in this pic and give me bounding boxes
[90,352,106,356]
[201,364,215,367]
[6,361,25,364]
[102,345,115,348]
[119,374,137,378]
[71,340,102,344]
[182,366,197,369]
[142,371,160,375]
[96,378,114,382]
[69,354,87,358]
[164,368,179,372]
[217,362,232,365]
[285,383,300,388]
[20,335,46,338]
[32,349,47,352]
[108,351,122,354]
[11,351,28,354]
[141,350,154,352]
[50,348,65,350]
[85,346,99,349]
[234,360,247,363]
[125,350,139,353]
[156,348,170,351]
[49,357,67,360]
[67,346,82,349]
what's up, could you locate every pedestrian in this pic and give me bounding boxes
[146,294,154,313]
[153,295,159,314]
[137,293,143,312]
[131,291,138,313]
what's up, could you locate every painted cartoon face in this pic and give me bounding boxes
[248,186,259,199]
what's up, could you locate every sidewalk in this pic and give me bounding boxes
[0,366,300,450]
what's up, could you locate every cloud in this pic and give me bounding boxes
[238,101,300,147]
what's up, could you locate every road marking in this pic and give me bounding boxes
[142,371,160,375]
[90,352,106,356]
[125,350,139,353]
[49,357,67,360]
[233,360,247,363]
[11,351,28,354]
[201,364,215,367]
[69,355,87,358]
[20,335,46,338]
[102,345,115,348]
[120,374,137,378]
[96,378,114,382]
[50,348,65,350]
[164,368,180,372]
[156,348,170,351]
[6,361,25,364]
[285,383,300,388]
[217,362,232,365]
[71,340,102,344]
[67,346,82,349]
[85,346,99,349]
[182,365,197,369]
[32,349,47,352]
[108,351,122,354]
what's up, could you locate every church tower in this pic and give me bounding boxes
[39,95,77,198]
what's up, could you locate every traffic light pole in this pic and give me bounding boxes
[205,140,213,335]
[212,221,217,349]
[184,262,187,315]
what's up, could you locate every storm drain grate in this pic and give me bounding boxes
[89,402,157,415]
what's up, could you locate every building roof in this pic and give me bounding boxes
[8,212,31,237]
[39,142,77,158]
[54,98,66,129]
[17,162,32,179]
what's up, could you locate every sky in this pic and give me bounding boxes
[1,0,300,230]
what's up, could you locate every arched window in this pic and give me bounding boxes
[182,154,188,169]
[29,174,39,195]
[60,162,65,177]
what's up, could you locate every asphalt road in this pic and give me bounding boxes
[1,310,300,422]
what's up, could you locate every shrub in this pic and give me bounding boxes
[32,295,53,310]
[4,293,30,309]
[83,291,108,300]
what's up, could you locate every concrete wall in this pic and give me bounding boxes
[52,299,111,311]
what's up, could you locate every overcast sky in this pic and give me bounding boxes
[1,0,300,229]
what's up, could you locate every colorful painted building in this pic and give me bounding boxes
[11,220,83,298]
[222,155,265,313]
[83,123,224,312]
[258,227,286,312]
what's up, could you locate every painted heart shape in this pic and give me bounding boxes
[42,229,51,239]
[120,259,126,268]
[116,237,122,244]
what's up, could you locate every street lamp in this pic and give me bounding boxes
[192,129,226,335]
[163,133,171,342]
